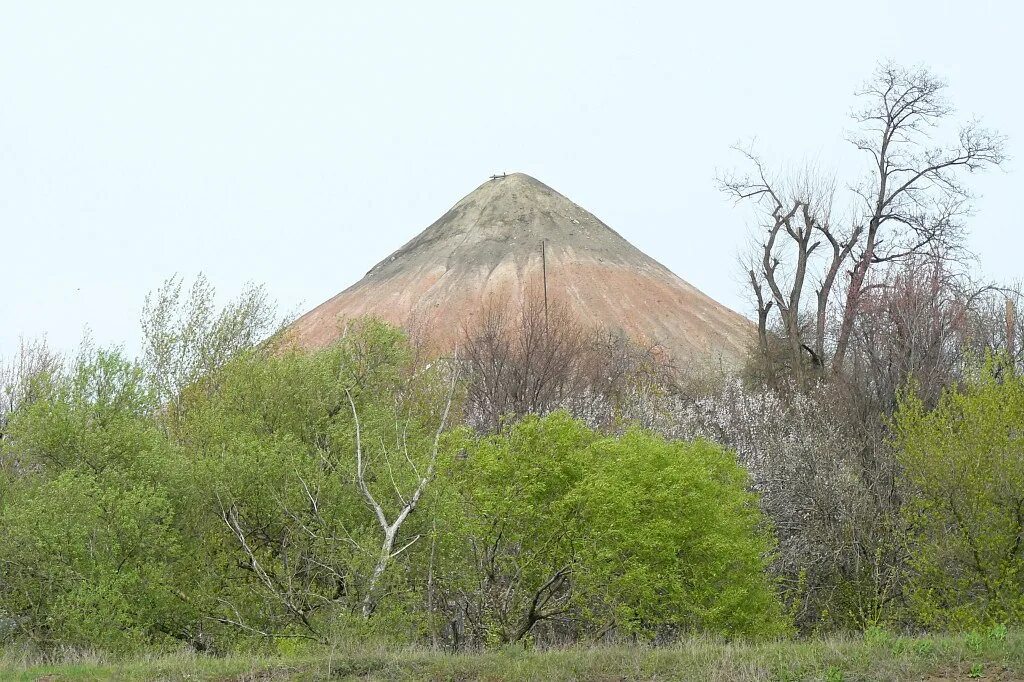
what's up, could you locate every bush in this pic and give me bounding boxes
[436,413,789,645]
[0,349,200,651]
[1,319,789,652]
[573,429,788,638]
[895,359,1024,628]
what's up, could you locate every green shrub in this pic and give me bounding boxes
[894,359,1024,628]
[573,429,788,637]
[438,413,789,644]
[1,322,790,652]
[0,349,200,651]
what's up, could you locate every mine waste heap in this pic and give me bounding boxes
[286,172,752,367]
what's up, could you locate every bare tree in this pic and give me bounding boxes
[461,286,673,432]
[461,287,589,432]
[954,281,1024,372]
[843,255,967,410]
[722,158,853,385]
[722,63,1006,381]
[835,63,1006,370]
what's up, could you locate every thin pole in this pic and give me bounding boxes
[541,240,549,331]
[1007,297,1017,361]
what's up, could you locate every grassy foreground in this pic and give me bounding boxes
[3,630,1023,681]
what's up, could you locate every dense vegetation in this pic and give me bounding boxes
[2,278,1023,659]
[0,303,788,652]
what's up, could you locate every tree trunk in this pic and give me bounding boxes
[362,525,398,618]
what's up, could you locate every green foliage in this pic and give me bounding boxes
[913,638,935,655]
[0,319,453,651]
[2,313,789,652]
[436,413,594,644]
[894,359,1024,628]
[140,273,280,412]
[177,318,453,641]
[0,348,199,651]
[438,413,789,643]
[823,665,845,682]
[573,430,788,637]
[863,625,893,647]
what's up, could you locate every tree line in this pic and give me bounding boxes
[0,281,784,651]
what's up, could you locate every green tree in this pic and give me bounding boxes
[895,359,1024,627]
[140,273,282,423]
[178,319,457,641]
[0,347,202,651]
[436,412,788,645]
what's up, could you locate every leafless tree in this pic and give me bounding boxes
[460,288,588,432]
[722,159,853,385]
[461,285,674,433]
[834,63,1006,370]
[722,63,1006,381]
[841,255,972,412]
[715,65,1009,621]
[963,283,1024,371]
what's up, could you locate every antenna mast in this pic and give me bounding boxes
[541,239,549,331]
[1007,296,1017,362]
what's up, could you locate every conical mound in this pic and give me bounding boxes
[286,173,753,366]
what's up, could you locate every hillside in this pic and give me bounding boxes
[286,173,753,366]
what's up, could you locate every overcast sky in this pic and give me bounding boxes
[2,1,1021,359]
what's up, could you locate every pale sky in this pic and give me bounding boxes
[2,1,1021,359]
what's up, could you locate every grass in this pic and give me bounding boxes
[2,629,1023,681]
